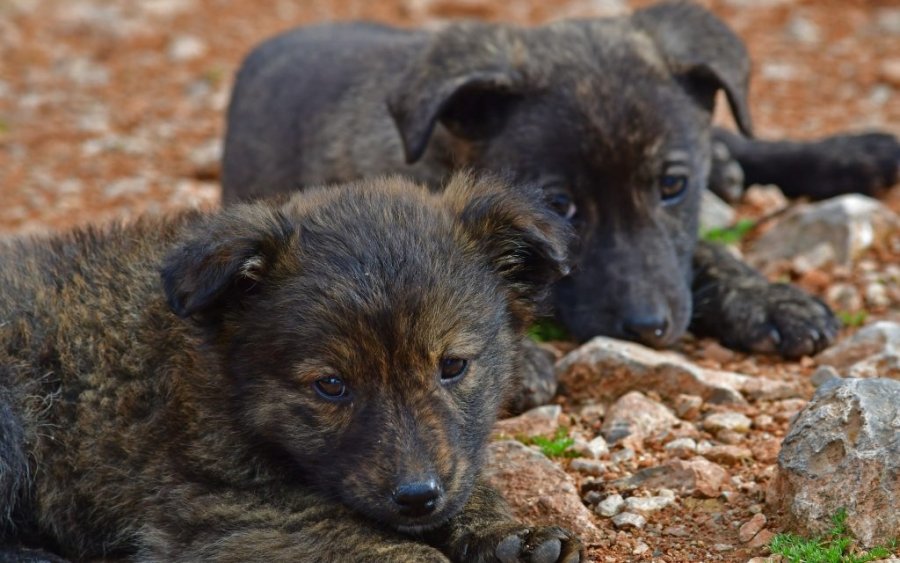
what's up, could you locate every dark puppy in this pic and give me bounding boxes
[222,1,857,360]
[0,173,581,562]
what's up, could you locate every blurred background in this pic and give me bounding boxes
[0,0,898,234]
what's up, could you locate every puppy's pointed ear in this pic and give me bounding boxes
[444,172,572,325]
[161,205,295,322]
[388,25,525,164]
[633,2,753,137]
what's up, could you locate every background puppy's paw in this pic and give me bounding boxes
[720,282,840,359]
[708,140,746,203]
[809,132,900,197]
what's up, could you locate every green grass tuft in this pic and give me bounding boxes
[836,310,867,328]
[701,218,756,245]
[770,508,897,563]
[527,318,571,342]
[518,427,578,459]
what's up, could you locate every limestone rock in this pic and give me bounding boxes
[613,457,728,498]
[748,195,899,271]
[815,321,900,380]
[700,189,736,232]
[601,391,678,445]
[703,412,752,434]
[556,337,801,406]
[768,378,900,547]
[493,405,562,440]
[594,493,625,518]
[483,440,602,543]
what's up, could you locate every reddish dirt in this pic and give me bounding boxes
[1,1,898,562]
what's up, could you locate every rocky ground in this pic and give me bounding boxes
[1,0,899,561]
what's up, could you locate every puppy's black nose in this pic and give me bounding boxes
[622,314,670,348]
[392,480,441,517]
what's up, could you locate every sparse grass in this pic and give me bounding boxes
[836,310,868,328]
[701,218,756,245]
[518,427,578,459]
[0,117,9,134]
[770,509,897,563]
[203,66,225,86]
[527,318,570,342]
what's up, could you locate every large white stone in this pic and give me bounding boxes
[769,378,900,547]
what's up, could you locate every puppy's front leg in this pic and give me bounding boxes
[690,240,839,359]
[424,481,582,563]
[138,489,449,563]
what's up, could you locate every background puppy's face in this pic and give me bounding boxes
[390,3,751,349]
[161,174,570,531]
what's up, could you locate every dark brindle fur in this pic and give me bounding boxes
[0,174,581,562]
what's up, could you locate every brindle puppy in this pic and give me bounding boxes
[0,173,581,562]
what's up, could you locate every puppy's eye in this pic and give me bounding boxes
[547,192,577,220]
[313,376,349,401]
[439,358,469,383]
[660,170,689,204]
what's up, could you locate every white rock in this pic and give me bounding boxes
[703,412,752,434]
[602,391,677,445]
[785,15,820,45]
[699,190,736,232]
[748,195,900,271]
[769,378,900,547]
[595,493,625,518]
[864,282,890,308]
[816,321,900,380]
[665,437,698,458]
[570,458,606,477]
[556,337,801,406]
[168,35,207,62]
[624,495,675,515]
[611,511,646,530]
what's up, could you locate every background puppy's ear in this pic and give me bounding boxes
[633,1,754,136]
[387,25,524,164]
[161,205,295,321]
[444,172,572,324]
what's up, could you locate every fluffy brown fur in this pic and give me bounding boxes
[0,173,581,562]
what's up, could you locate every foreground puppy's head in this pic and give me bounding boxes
[160,173,570,531]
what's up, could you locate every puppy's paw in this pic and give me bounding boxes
[718,282,840,359]
[463,524,582,563]
[503,339,558,415]
[804,132,900,198]
[708,140,745,203]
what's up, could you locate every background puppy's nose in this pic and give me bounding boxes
[622,314,671,348]
[392,480,441,517]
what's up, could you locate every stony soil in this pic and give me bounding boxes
[1,0,899,562]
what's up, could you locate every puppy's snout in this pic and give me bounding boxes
[392,479,442,517]
[621,312,671,348]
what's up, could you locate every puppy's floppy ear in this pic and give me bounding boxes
[388,24,525,164]
[161,204,295,322]
[633,1,753,137]
[444,172,572,325]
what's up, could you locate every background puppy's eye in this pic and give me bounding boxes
[660,169,689,203]
[313,376,349,400]
[439,358,469,382]
[546,192,577,220]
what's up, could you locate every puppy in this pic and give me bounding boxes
[221,1,850,361]
[0,173,581,562]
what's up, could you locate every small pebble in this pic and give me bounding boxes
[611,511,646,530]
